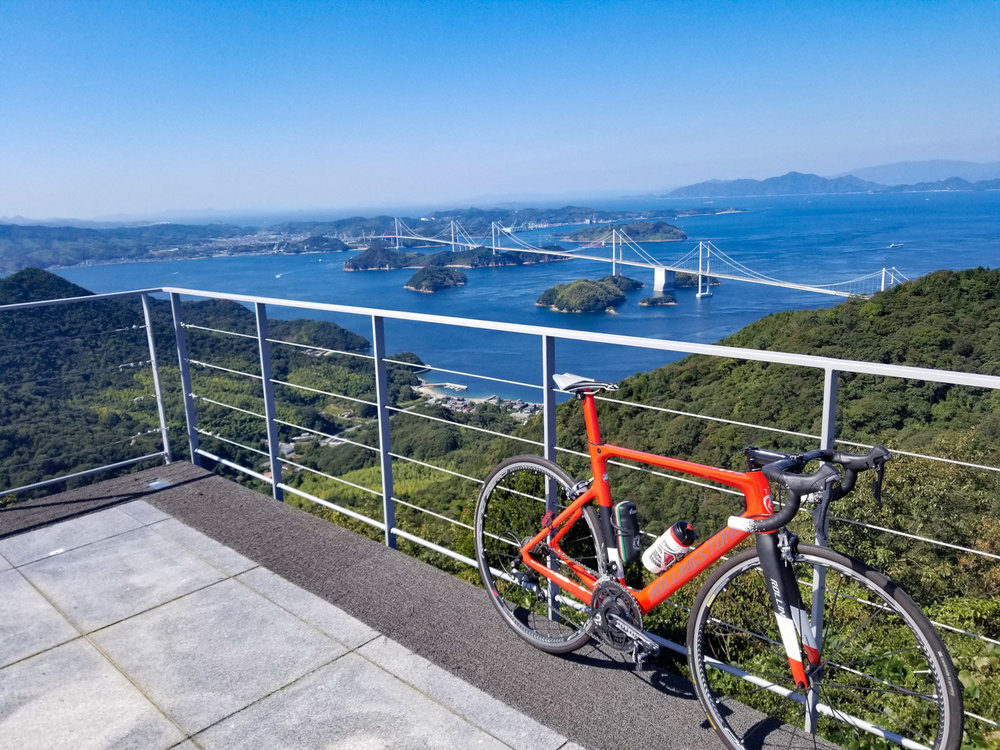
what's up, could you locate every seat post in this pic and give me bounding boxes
[580,390,604,446]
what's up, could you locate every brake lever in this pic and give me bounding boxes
[871,461,886,510]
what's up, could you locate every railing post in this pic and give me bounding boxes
[816,367,840,550]
[255,303,284,501]
[542,335,557,464]
[141,293,172,463]
[170,293,201,467]
[371,316,396,548]
[806,366,841,733]
[541,334,564,620]
[820,367,839,452]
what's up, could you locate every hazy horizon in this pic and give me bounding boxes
[3,1,998,221]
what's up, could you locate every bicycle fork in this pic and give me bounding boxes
[756,532,824,731]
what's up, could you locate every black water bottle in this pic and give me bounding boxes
[613,501,642,563]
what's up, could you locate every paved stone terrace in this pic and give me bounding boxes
[0,462,721,748]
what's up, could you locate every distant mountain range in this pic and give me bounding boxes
[667,161,1000,198]
[840,159,1000,184]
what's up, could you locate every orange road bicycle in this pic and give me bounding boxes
[474,374,963,750]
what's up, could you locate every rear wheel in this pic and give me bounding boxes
[474,455,604,654]
[687,544,963,749]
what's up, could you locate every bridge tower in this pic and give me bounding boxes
[394,218,401,251]
[611,229,616,276]
[696,241,713,298]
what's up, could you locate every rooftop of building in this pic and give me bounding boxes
[1,462,720,749]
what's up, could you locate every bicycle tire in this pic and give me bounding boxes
[474,455,604,654]
[687,544,963,750]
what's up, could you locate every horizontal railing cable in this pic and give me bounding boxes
[2,452,167,497]
[830,514,1000,561]
[272,418,378,453]
[0,325,146,353]
[195,448,271,484]
[276,482,386,530]
[191,394,266,420]
[834,437,1000,474]
[391,527,479,569]
[278,458,381,497]
[390,495,475,532]
[593,394,818,440]
[0,288,162,312]
[384,357,542,392]
[388,452,484,485]
[551,443,746,497]
[188,359,261,380]
[384,405,543,447]
[0,363,150,389]
[195,429,270,459]
[4,397,159,428]
[270,378,377,407]
[267,338,374,360]
[0,430,161,471]
[181,323,257,340]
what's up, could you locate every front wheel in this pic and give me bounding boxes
[687,543,963,750]
[474,455,604,654]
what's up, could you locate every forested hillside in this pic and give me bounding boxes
[0,268,420,496]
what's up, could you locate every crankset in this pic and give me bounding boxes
[589,579,660,669]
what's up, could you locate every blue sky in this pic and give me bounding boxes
[2,0,998,220]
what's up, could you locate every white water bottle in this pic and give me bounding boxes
[642,520,697,574]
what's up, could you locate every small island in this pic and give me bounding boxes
[536,275,644,313]
[639,295,677,306]
[674,272,722,289]
[566,221,687,243]
[405,266,467,293]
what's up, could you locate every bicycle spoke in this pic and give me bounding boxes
[475,457,602,654]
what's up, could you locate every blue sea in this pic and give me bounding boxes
[60,192,1000,400]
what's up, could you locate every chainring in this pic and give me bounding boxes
[590,579,643,651]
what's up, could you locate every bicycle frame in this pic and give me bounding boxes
[517,389,814,687]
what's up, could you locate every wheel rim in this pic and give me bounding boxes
[476,460,601,651]
[692,550,954,749]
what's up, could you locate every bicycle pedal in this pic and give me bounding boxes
[631,642,660,670]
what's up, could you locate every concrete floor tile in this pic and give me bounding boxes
[0,507,143,567]
[151,518,256,576]
[0,552,10,572]
[195,652,510,749]
[0,639,184,750]
[237,566,378,649]
[359,635,568,750]
[118,499,171,526]
[19,526,225,632]
[0,569,79,668]
[91,578,346,735]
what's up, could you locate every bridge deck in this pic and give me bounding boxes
[1,464,722,749]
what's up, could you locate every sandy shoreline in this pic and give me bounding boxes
[414,382,497,404]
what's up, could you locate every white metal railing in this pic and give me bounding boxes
[2,285,999,734]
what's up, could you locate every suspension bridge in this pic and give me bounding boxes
[362,218,908,298]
